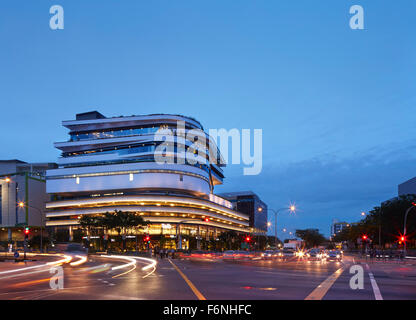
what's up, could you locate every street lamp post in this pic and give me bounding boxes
[269,205,296,247]
[5,178,11,242]
[378,208,382,248]
[403,203,416,258]
[19,202,44,253]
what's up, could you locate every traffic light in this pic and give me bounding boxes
[144,235,150,243]
[362,235,368,241]
[245,236,251,242]
[203,217,210,222]
[24,227,30,239]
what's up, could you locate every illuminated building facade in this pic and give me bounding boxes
[218,191,268,235]
[45,111,250,249]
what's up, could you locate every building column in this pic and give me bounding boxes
[69,226,73,242]
[196,225,201,250]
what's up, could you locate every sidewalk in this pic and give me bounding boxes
[347,254,416,266]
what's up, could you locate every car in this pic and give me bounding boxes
[235,251,254,260]
[223,250,236,260]
[327,250,342,261]
[306,249,323,260]
[273,250,284,258]
[261,250,275,260]
[282,249,295,259]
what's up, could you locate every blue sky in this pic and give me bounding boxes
[0,1,415,237]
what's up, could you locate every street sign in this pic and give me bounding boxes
[14,251,19,258]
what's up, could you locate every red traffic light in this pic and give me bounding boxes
[203,218,210,222]
[362,235,367,240]
[245,236,251,242]
[24,227,30,235]
[400,235,406,242]
[144,235,150,242]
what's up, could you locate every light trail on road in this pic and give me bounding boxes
[70,255,88,267]
[98,255,157,279]
[0,254,72,277]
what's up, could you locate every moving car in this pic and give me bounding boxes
[306,248,323,260]
[223,250,236,260]
[282,249,295,259]
[327,250,342,261]
[261,250,275,260]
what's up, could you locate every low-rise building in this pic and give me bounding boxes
[0,160,57,242]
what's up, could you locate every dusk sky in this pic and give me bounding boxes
[1,1,415,238]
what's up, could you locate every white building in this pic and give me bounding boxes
[45,111,250,249]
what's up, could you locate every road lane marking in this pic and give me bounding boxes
[365,264,383,300]
[168,259,206,300]
[304,267,344,300]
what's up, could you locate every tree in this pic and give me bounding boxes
[79,211,149,250]
[218,230,240,250]
[333,195,416,248]
[295,229,326,248]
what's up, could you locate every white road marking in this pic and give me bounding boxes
[365,264,383,300]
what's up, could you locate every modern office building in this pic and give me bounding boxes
[398,177,416,196]
[0,160,57,242]
[45,111,250,249]
[218,191,268,235]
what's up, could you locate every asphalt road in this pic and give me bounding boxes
[0,254,415,300]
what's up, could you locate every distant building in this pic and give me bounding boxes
[218,191,268,235]
[398,177,416,196]
[330,220,350,239]
[0,160,57,241]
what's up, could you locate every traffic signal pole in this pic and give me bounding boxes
[403,204,416,258]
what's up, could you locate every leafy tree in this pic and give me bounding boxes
[295,229,326,248]
[218,230,241,250]
[79,210,149,250]
[333,195,416,248]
